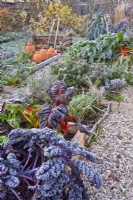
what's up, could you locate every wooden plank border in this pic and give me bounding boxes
[21,54,61,80]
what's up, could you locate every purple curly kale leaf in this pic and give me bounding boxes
[48,105,68,128]
[68,175,87,200]
[105,79,127,90]
[1,128,102,200]
[0,154,21,199]
[72,160,102,189]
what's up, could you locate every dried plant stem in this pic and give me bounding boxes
[86,102,111,144]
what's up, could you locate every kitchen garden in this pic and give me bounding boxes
[0,1,133,200]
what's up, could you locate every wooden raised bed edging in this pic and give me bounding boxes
[32,34,73,53]
[22,54,61,80]
[86,102,111,144]
[37,54,61,69]
[71,102,111,149]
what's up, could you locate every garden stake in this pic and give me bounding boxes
[54,18,61,49]
[47,19,56,49]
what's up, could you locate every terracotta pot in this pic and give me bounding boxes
[47,46,56,58]
[26,43,35,55]
[40,48,48,60]
[32,53,42,64]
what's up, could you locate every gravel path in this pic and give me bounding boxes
[87,87,133,200]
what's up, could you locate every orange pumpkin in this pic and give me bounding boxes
[26,43,35,55]
[32,53,42,64]
[40,48,48,60]
[47,46,56,58]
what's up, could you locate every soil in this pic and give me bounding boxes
[0,121,13,136]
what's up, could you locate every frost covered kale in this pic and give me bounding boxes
[37,80,89,137]
[105,79,127,90]
[0,128,102,200]
[0,154,20,199]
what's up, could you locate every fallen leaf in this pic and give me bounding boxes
[107,172,120,182]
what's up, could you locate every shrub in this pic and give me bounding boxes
[0,8,13,32]
[29,2,81,34]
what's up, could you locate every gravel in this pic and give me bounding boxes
[121,86,133,104]
[86,87,133,200]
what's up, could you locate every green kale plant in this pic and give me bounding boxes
[52,33,133,88]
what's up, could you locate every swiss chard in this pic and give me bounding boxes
[0,101,40,129]
[37,80,90,137]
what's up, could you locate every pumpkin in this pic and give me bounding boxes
[40,48,48,60]
[26,43,35,55]
[32,53,42,64]
[47,46,56,57]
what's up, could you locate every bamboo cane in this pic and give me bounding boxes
[54,18,61,50]
[47,19,56,49]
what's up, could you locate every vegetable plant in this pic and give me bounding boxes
[2,51,36,87]
[0,100,41,129]
[0,128,102,200]
[52,33,133,88]
[0,80,90,137]
[68,92,101,122]
[87,15,129,41]
[115,46,133,63]
[37,80,89,137]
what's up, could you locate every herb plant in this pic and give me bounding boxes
[0,128,102,200]
[68,92,101,122]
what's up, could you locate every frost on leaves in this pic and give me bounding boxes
[0,128,102,200]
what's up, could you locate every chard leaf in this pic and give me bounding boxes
[7,118,21,128]
[46,80,67,103]
[37,103,68,128]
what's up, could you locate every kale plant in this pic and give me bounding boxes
[87,15,114,40]
[52,33,133,88]
[0,128,102,200]
[37,80,89,137]
[87,15,129,41]
[104,79,127,91]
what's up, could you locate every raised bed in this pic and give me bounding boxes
[22,53,61,79]
[2,54,61,83]
[32,34,73,53]
[0,101,111,147]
